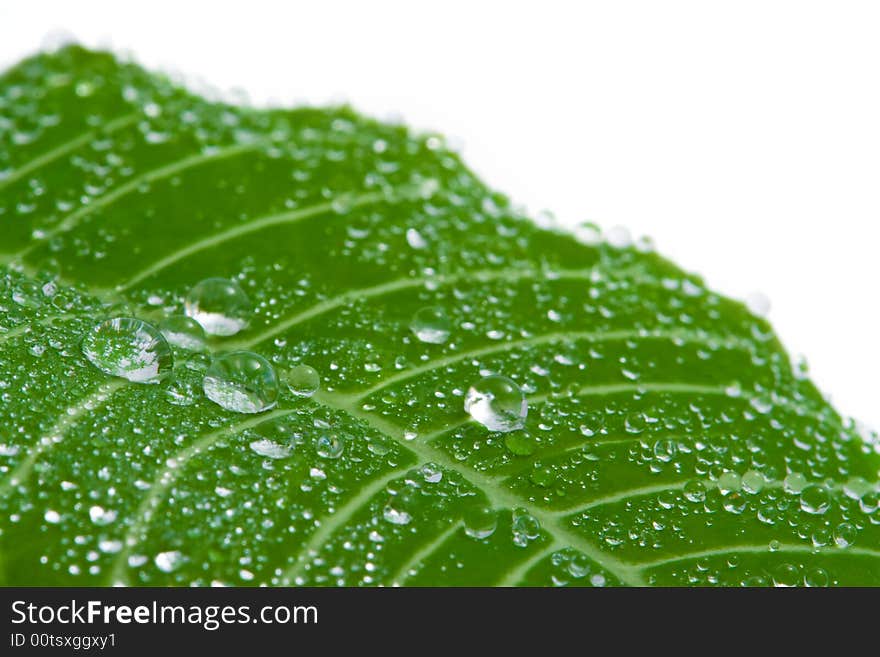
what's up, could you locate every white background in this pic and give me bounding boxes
[2,1,878,430]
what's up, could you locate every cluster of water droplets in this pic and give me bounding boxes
[81,276,317,414]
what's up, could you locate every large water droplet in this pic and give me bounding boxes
[203,351,278,413]
[409,306,451,344]
[249,438,291,459]
[81,317,172,383]
[799,485,831,515]
[160,315,206,351]
[315,431,345,459]
[464,374,527,432]
[184,277,252,336]
[285,364,320,397]
[463,504,497,539]
[154,550,184,573]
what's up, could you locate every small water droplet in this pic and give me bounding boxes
[249,438,291,459]
[154,550,184,573]
[803,567,830,587]
[741,470,765,495]
[463,504,497,539]
[464,374,527,432]
[772,563,800,587]
[315,432,345,459]
[512,509,541,546]
[420,463,443,483]
[88,505,117,526]
[160,315,206,351]
[383,502,412,526]
[185,277,252,336]
[410,306,451,344]
[406,227,428,249]
[504,431,536,456]
[799,485,831,515]
[203,351,278,413]
[81,317,172,383]
[834,522,857,548]
[285,364,320,397]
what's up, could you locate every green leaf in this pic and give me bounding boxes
[1,46,878,587]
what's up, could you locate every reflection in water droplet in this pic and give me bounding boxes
[285,364,320,397]
[504,431,536,456]
[512,509,541,546]
[410,306,451,344]
[203,351,278,413]
[164,371,201,406]
[420,463,443,483]
[249,438,291,459]
[81,317,172,383]
[154,550,184,573]
[834,522,856,548]
[316,432,345,459]
[160,315,206,351]
[803,567,830,587]
[383,495,413,525]
[184,277,252,336]
[799,485,830,515]
[405,227,428,249]
[772,563,800,587]
[463,504,497,539]
[464,374,527,432]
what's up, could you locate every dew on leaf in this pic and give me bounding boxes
[799,485,831,515]
[409,306,451,344]
[463,504,497,540]
[159,315,206,351]
[249,438,291,460]
[81,317,172,383]
[184,277,252,336]
[464,374,527,432]
[203,351,278,413]
[315,432,345,459]
[285,364,320,397]
[154,550,184,573]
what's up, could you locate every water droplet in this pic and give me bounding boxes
[799,485,831,515]
[285,364,320,397]
[463,504,497,539]
[203,351,279,413]
[410,306,452,344]
[184,277,252,336]
[624,412,647,434]
[420,463,443,483]
[772,563,800,587]
[405,227,428,249]
[504,431,536,456]
[154,550,184,573]
[383,500,412,526]
[464,374,527,432]
[529,465,557,488]
[81,317,172,383]
[159,315,206,351]
[803,567,830,587]
[512,509,541,546]
[88,505,117,526]
[163,371,201,406]
[784,472,808,493]
[315,432,345,459]
[741,470,765,495]
[44,510,61,524]
[683,480,707,503]
[249,438,291,459]
[834,522,857,548]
